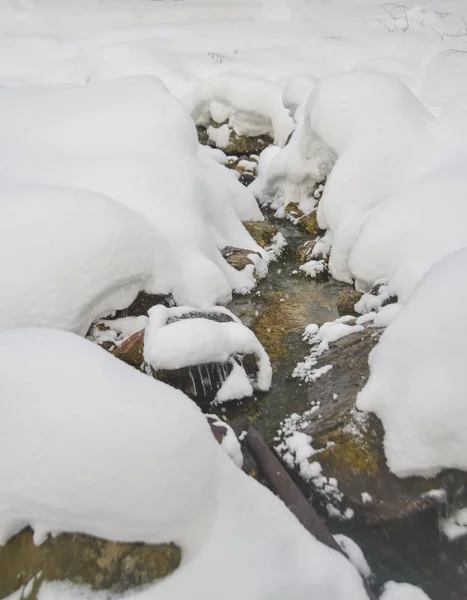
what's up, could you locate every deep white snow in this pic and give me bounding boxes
[0,328,369,600]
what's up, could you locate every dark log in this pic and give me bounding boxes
[245,426,377,600]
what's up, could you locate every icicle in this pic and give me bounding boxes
[188,367,198,396]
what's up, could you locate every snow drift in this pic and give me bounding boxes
[0,328,369,600]
[0,186,165,335]
[357,248,467,477]
[0,76,265,310]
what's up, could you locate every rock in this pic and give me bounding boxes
[296,240,316,264]
[221,246,261,271]
[0,528,180,600]
[337,289,364,317]
[113,291,172,319]
[293,328,467,524]
[112,329,145,368]
[197,124,272,156]
[242,221,278,248]
[151,311,261,408]
[284,203,323,236]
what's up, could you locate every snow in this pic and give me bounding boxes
[0,186,162,335]
[334,534,372,580]
[294,319,364,382]
[0,328,369,600]
[214,359,254,404]
[144,305,272,394]
[184,75,295,146]
[206,414,244,468]
[380,582,431,600]
[440,507,467,540]
[0,76,265,310]
[357,248,467,477]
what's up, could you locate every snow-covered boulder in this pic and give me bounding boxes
[0,77,265,309]
[144,305,272,404]
[255,71,439,224]
[357,247,467,477]
[0,327,369,600]
[0,185,166,335]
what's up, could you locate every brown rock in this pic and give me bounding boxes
[242,221,278,248]
[336,288,363,317]
[293,329,467,523]
[284,203,323,236]
[0,528,180,600]
[296,240,316,264]
[197,124,272,156]
[221,246,260,271]
[112,329,145,368]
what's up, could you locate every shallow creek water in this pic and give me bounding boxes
[225,214,467,600]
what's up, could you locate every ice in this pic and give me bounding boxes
[357,248,467,477]
[0,328,369,600]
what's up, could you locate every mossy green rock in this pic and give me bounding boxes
[0,528,181,600]
[300,329,467,523]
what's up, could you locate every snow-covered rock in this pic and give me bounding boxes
[0,327,369,600]
[357,248,467,477]
[0,186,164,335]
[0,77,265,309]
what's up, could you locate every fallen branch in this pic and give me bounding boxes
[245,426,377,600]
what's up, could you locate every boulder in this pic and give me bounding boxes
[337,289,364,317]
[281,328,467,524]
[284,203,323,236]
[242,221,279,248]
[221,246,261,271]
[113,310,261,409]
[0,528,180,600]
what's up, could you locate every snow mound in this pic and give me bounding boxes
[183,75,295,146]
[0,76,265,309]
[380,582,431,600]
[345,163,467,295]
[144,305,272,394]
[357,248,467,477]
[0,186,164,335]
[255,71,439,225]
[0,327,369,600]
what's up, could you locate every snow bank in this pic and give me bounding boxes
[0,186,164,335]
[357,248,467,477]
[380,582,431,600]
[144,305,272,393]
[0,328,369,600]
[184,75,295,146]
[345,163,467,295]
[0,77,265,309]
[255,72,439,226]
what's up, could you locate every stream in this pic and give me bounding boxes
[224,213,467,600]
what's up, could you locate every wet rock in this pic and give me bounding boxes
[112,329,145,368]
[296,240,316,264]
[284,203,323,236]
[197,124,272,156]
[297,328,467,523]
[0,528,180,600]
[113,291,172,319]
[221,246,261,271]
[242,221,279,248]
[337,288,364,317]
